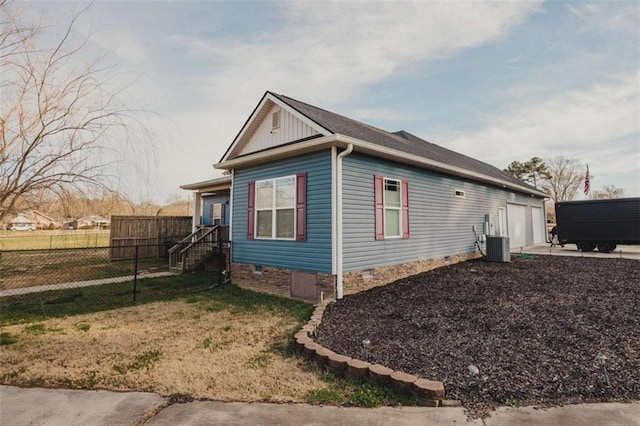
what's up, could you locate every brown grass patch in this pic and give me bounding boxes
[0,300,328,401]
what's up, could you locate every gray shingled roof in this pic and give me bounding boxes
[269,92,538,192]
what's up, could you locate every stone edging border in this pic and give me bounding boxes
[294,300,450,407]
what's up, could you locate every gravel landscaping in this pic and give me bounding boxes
[316,255,640,417]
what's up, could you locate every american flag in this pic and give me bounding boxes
[584,164,590,196]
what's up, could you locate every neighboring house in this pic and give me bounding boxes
[8,215,37,231]
[182,91,548,301]
[30,210,59,229]
[63,218,78,230]
[76,215,110,229]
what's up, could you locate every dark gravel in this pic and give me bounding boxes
[316,255,640,417]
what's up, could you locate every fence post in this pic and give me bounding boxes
[133,245,139,303]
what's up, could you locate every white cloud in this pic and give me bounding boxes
[150,1,543,197]
[568,2,640,36]
[438,73,640,194]
[168,2,541,107]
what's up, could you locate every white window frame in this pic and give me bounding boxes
[255,175,296,240]
[383,177,402,239]
[454,189,466,198]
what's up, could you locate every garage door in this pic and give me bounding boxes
[507,203,527,248]
[531,207,545,244]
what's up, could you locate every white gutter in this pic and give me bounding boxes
[215,134,547,199]
[229,169,234,241]
[336,143,353,300]
[331,146,337,275]
[332,135,549,199]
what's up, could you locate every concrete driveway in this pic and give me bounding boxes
[515,244,640,260]
[2,385,639,426]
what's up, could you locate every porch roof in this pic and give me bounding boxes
[180,176,231,193]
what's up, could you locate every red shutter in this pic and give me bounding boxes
[247,181,255,239]
[374,175,384,240]
[402,180,410,239]
[296,173,307,241]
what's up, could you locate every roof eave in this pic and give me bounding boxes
[334,135,549,198]
[180,176,232,192]
[215,134,548,198]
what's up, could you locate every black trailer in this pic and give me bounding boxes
[555,197,640,253]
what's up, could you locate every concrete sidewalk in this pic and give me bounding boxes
[516,243,640,260]
[1,385,639,426]
[0,271,175,297]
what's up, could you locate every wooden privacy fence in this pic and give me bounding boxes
[109,216,192,260]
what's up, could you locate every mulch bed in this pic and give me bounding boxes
[316,255,640,417]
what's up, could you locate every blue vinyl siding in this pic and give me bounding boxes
[202,196,230,226]
[232,150,333,273]
[342,153,544,272]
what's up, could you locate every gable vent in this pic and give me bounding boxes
[272,110,280,130]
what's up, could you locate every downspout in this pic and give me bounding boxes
[336,143,353,299]
[228,170,234,283]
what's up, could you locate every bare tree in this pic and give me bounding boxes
[593,185,626,199]
[0,2,151,222]
[543,156,586,202]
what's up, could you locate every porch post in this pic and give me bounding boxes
[192,192,201,233]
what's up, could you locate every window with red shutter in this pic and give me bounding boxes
[250,175,301,240]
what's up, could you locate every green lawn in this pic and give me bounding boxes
[0,283,418,408]
[0,230,110,250]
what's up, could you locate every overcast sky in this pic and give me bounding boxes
[28,1,640,202]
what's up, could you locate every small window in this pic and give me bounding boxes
[272,110,280,130]
[384,178,402,238]
[253,265,263,274]
[455,189,466,198]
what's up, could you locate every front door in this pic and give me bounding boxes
[209,203,226,226]
[498,207,507,237]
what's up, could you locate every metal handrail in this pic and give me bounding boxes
[167,228,205,254]
[179,226,217,255]
[169,225,230,271]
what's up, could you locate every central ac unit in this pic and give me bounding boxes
[486,236,510,262]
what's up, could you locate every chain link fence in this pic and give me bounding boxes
[0,230,110,250]
[0,242,229,324]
